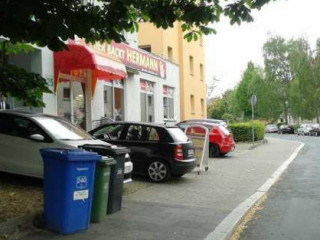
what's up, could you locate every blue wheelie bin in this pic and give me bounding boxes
[40,148,100,234]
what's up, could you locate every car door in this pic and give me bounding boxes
[0,115,52,177]
[118,124,151,174]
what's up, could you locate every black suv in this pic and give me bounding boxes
[89,122,196,182]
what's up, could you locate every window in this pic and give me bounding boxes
[139,45,151,53]
[201,98,205,116]
[1,116,49,141]
[199,35,203,46]
[145,127,160,142]
[200,64,204,81]
[163,86,174,119]
[140,80,154,122]
[167,46,173,61]
[92,124,124,140]
[63,88,70,100]
[190,95,195,114]
[126,125,143,141]
[189,56,194,75]
[103,81,124,121]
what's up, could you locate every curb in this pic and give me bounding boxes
[204,141,305,240]
[0,213,35,240]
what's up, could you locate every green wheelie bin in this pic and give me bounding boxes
[91,156,116,223]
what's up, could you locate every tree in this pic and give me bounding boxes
[0,0,276,51]
[0,0,275,106]
[263,36,293,124]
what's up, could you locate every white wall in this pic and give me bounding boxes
[124,73,141,121]
[41,48,56,115]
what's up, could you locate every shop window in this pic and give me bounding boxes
[200,64,204,81]
[167,46,173,61]
[139,45,152,53]
[126,125,142,141]
[189,56,194,75]
[163,86,174,120]
[190,95,195,114]
[103,81,124,121]
[140,80,155,122]
[201,98,205,116]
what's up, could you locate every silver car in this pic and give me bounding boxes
[265,124,278,133]
[0,110,133,182]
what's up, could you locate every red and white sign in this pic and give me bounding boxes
[87,40,166,79]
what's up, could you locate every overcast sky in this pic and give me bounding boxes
[205,0,320,97]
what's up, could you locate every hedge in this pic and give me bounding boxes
[229,121,265,142]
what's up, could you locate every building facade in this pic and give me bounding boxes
[5,32,179,130]
[138,22,207,121]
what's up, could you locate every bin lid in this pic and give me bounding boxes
[40,148,101,162]
[79,144,130,155]
[97,156,116,166]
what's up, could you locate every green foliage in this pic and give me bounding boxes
[0,0,275,51]
[229,121,265,142]
[0,64,51,107]
[208,90,238,120]
[0,41,34,55]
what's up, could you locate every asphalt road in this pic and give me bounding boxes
[237,133,320,240]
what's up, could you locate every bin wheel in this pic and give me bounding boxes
[205,166,209,171]
[147,160,171,183]
[33,212,46,229]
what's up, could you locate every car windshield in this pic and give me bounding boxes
[34,117,92,140]
[167,128,189,142]
[267,124,277,128]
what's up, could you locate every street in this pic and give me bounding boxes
[236,134,320,240]
[14,137,301,240]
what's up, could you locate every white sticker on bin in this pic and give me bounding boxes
[73,190,89,201]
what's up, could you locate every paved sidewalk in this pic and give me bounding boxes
[19,138,302,240]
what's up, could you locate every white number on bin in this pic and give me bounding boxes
[73,190,89,201]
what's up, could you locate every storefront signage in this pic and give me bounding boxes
[140,80,154,93]
[163,86,174,98]
[92,41,166,79]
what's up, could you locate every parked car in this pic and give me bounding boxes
[178,119,228,128]
[176,121,235,158]
[265,124,278,133]
[278,125,295,134]
[297,123,313,136]
[0,110,133,182]
[309,124,320,136]
[89,122,196,182]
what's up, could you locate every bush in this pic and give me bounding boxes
[229,121,265,142]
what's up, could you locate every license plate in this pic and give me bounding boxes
[188,149,194,156]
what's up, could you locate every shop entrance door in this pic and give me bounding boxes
[57,80,86,130]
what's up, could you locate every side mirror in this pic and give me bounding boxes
[30,134,45,142]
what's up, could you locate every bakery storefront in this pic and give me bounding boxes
[54,39,179,130]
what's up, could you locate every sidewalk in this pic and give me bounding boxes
[18,137,302,240]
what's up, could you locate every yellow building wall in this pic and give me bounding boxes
[138,22,207,121]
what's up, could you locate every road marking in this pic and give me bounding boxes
[204,142,305,240]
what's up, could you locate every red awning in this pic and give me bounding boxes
[54,44,127,95]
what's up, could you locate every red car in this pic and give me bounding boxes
[177,121,235,157]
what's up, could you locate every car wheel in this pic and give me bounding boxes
[147,160,171,183]
[209,144,220,158]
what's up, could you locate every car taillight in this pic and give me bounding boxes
[174,145,184,161]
